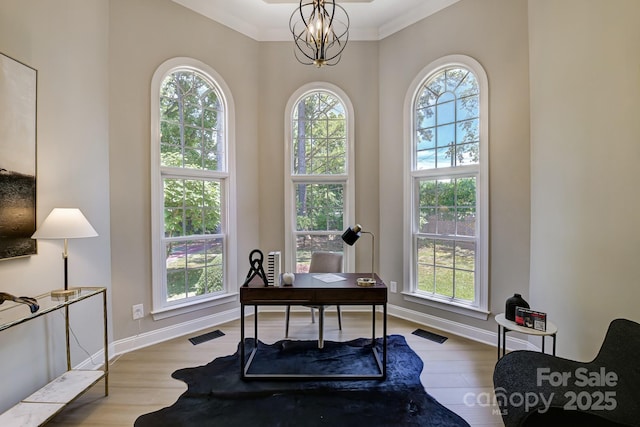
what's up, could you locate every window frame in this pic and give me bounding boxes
[150,57,237,320]
[403,55,490,320]
[284,82,355,273]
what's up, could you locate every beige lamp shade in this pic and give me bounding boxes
[32,208,98,295]
[32,208,98,240]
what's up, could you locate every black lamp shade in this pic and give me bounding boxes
[341,225,361,246]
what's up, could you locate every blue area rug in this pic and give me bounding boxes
[135,335,469,427]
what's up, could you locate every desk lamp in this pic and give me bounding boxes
[341,224,376,287]
[32,208,98,297]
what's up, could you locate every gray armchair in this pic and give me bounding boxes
[493,318,640,426]
[285,251,343,339]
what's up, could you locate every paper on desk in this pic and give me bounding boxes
[312,273,346,283]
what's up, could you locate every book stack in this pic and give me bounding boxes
[515,307,547,331]
[267,251,281,286]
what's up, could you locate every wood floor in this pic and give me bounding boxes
[48,311,504,426]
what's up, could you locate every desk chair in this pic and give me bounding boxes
[285,251,343,339]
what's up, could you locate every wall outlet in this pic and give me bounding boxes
[132,304,144,320]
[390,281,397,293]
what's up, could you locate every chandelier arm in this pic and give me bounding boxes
[295,1,313,43]
[293,48,314,66]
[293,27,318,62]
[324,32,348,61]
[328,0,336,31]
[294,43,316,63]
[290,16,315,61]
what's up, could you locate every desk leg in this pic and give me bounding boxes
[318,306,324,349]
[254,305,258,344]
[542,335,546,354]
[383,303,387,379]
[497,325,502,360]
[371,305,376,345]
[240,303,245,378]
[552,333,556,356]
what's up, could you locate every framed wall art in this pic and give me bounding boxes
[0,52,37,260]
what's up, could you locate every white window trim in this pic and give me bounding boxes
[402,54,489,320]
[150,57,237,319]
[283,82,355,272]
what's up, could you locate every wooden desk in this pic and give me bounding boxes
[240,273,387,380]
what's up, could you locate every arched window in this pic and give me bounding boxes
[150,58,236,318]
[405,55,489,319]
[284,83,355,272]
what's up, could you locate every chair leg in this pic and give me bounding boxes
[310,307,315,323]
[285,305,291,337]
[337,305,342,330]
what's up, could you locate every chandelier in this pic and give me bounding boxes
[289,0,350,67]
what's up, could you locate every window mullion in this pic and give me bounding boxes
[291,174,348,183]
[161,167,227,180]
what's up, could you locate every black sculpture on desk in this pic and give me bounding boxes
[0,292,39,313]
[242,249,269,287]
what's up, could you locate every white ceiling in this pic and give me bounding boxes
[171,0,461,41]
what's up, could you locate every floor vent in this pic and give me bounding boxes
[189,329,225,345]
[411,328,448,344]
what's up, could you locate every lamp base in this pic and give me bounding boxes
[51,288,80,299]
[356,277,376,287]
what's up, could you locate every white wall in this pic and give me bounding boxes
[528,0,640,360]
[379,0,531,332]
[108,0,260,340]
[0,0,111,412]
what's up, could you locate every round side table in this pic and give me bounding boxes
[495,313,557,359]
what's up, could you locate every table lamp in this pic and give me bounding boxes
[32,208,98,297]
[341,224,376,287]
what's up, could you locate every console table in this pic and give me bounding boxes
[240,273,387,380]
[0,287,108,426]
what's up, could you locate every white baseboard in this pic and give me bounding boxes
[76,303,540,369]
[113,306,246,356]
[387,304,539,352]
[75,306,246,370]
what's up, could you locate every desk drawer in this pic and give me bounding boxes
[240,287,386,304]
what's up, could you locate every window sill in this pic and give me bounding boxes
[151,292,238,321]
[401,291,490,320]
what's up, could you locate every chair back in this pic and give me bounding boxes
[309,251,343,273]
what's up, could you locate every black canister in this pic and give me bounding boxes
[505,293,529,321]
